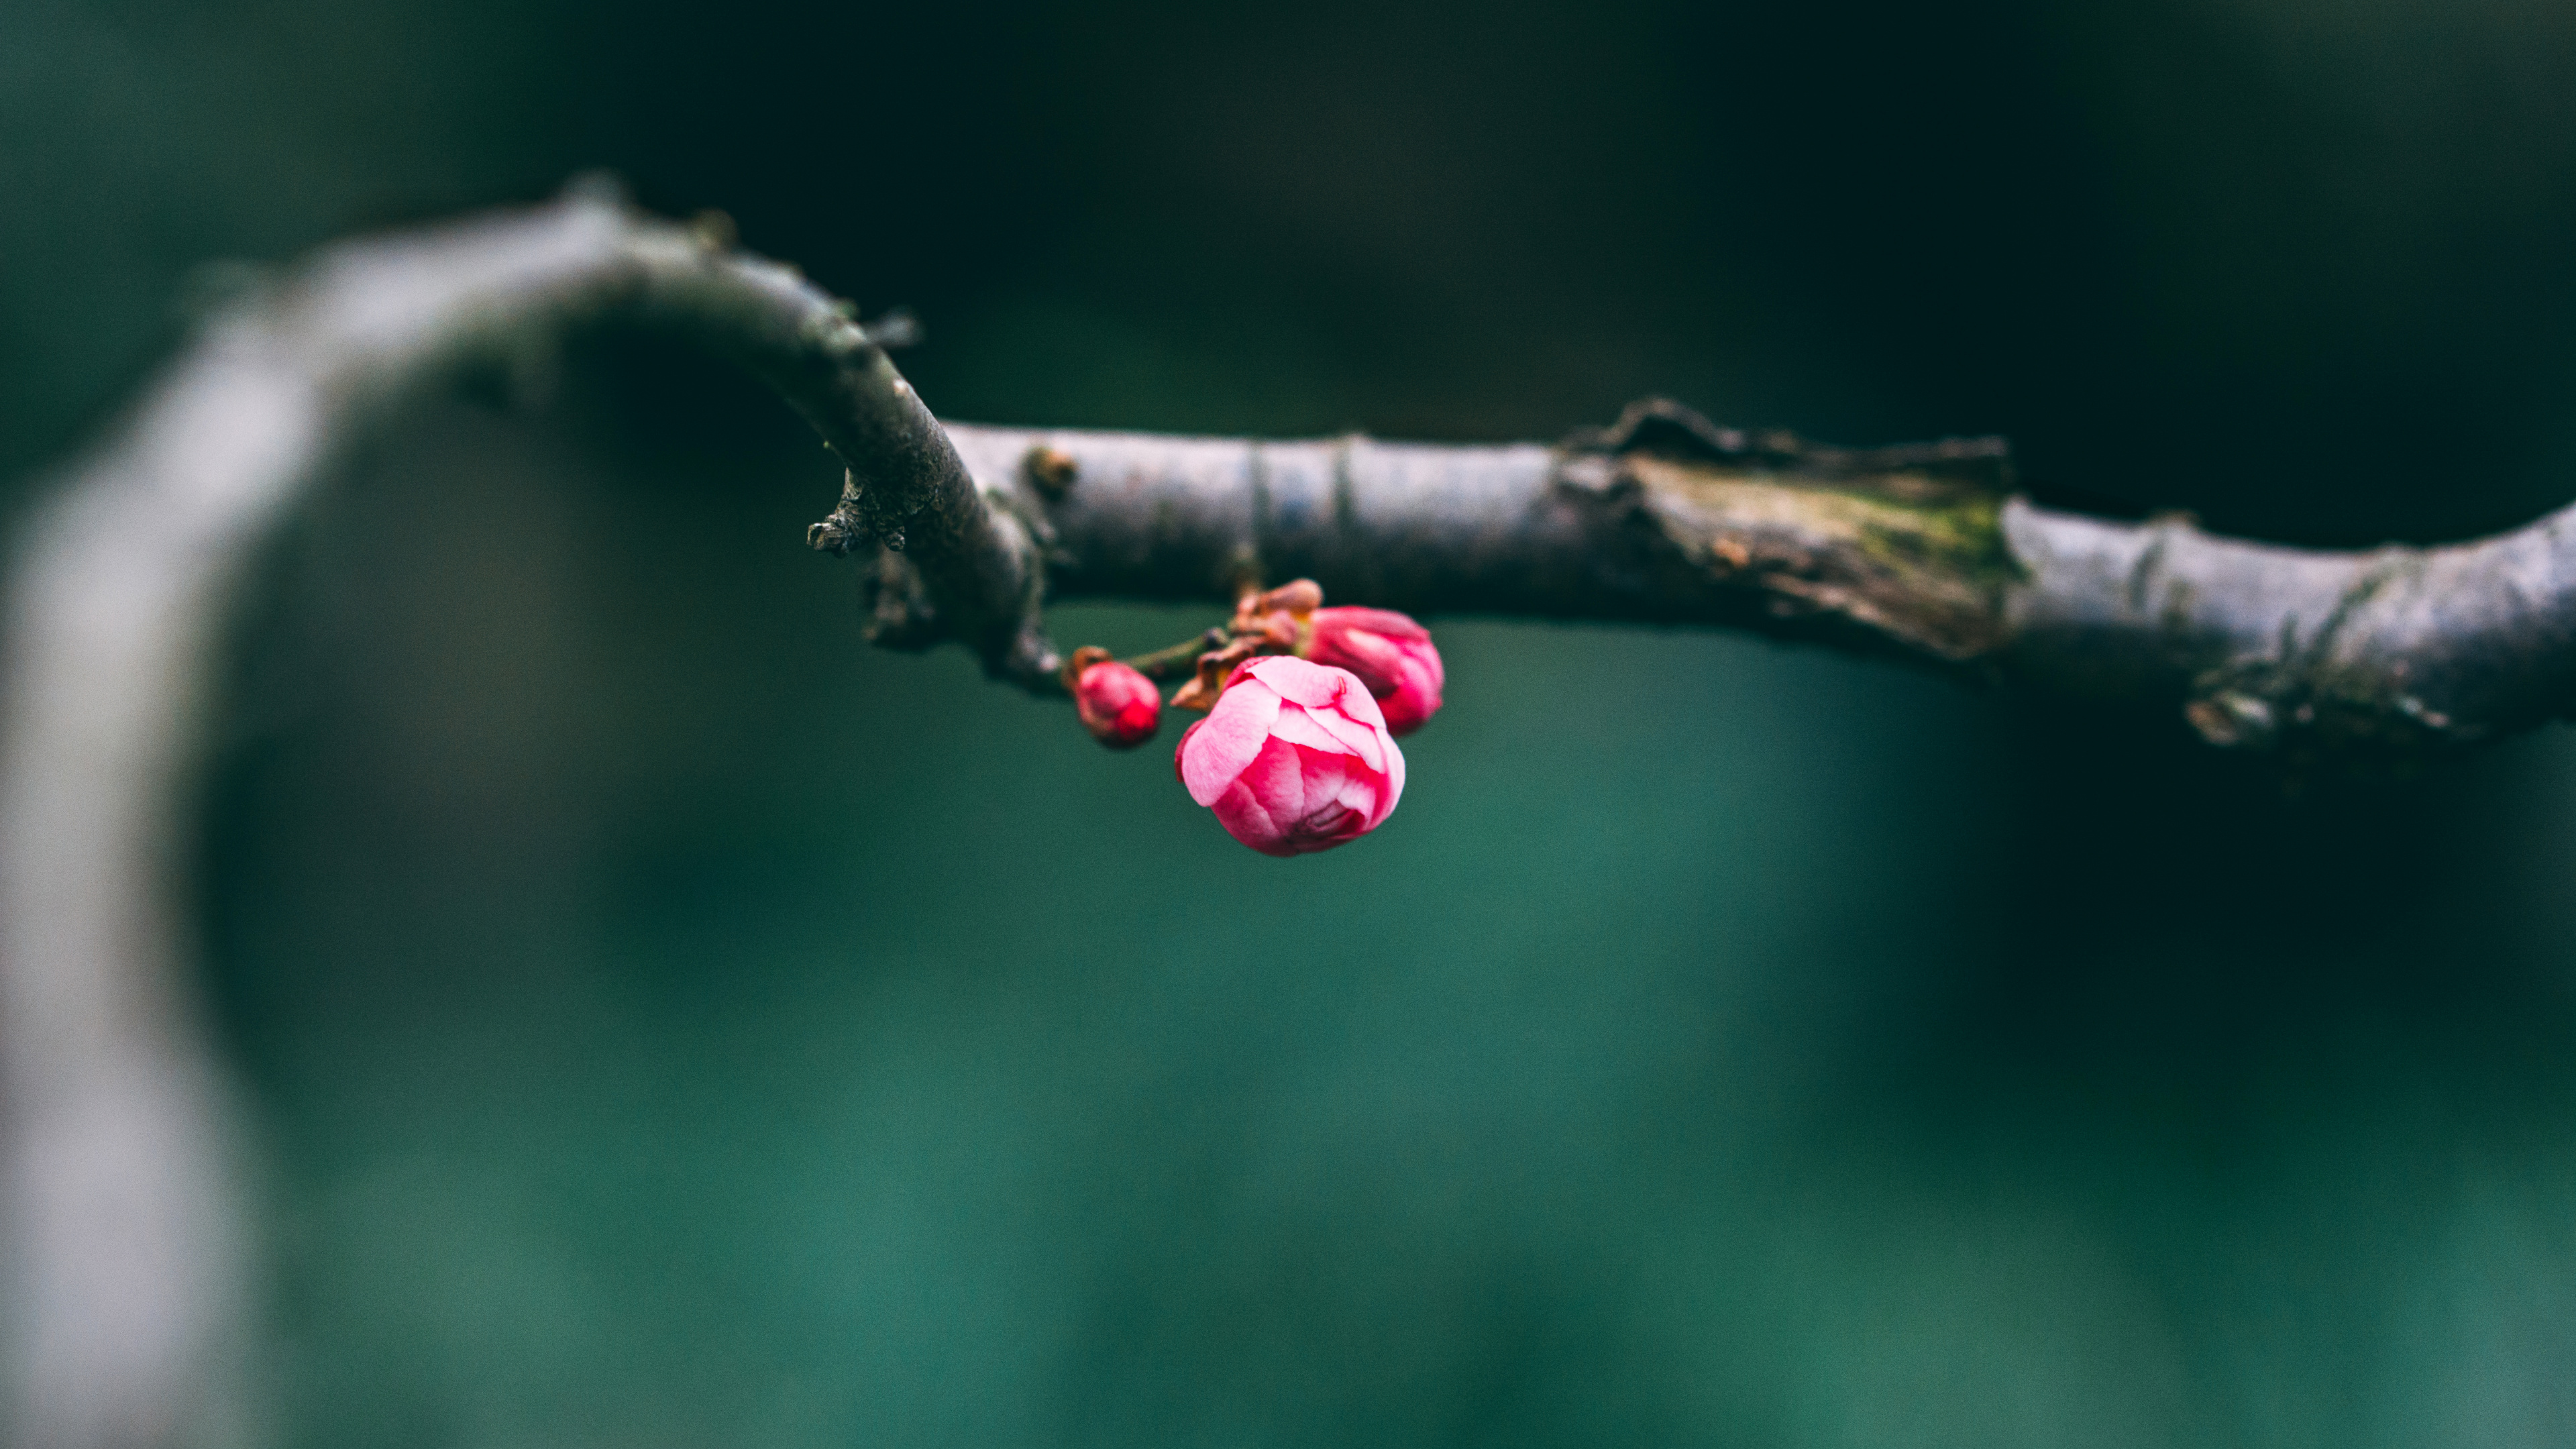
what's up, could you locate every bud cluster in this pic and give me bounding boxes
[1063,580,1445,855]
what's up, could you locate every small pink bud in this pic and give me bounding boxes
[1073,657,1162,749]
[1302,606,1444,735]
[1175,655,1404,856]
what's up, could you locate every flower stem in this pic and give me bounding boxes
[1122,629,1230,680]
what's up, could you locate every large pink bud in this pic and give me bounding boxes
[1303,606,1444,735]
[1175,655,1405,856]
[1072,654,1161,749]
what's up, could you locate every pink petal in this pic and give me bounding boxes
[1339,677,1389,733]
[1305,704,1389,773]
[1325,606,1430,642]
[1210,735,1306,855]
[1288,745,1352,820]
[1278,745,1372,853]
[1212,780,1293,855]
[1239,654,1352,709]
[1375,657,1442,735]
[1318,625,1408,695]
[1409,641,1446,694]
[1267,702,1360,757]
[1179,678,1280,806]
[1371,731,1405,826]
[1289,803,1364,851]
[1320,763,1384,839]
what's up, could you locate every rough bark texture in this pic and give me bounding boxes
[7,186,2575,1448]
[942,400,2020,674]
[941,402,2576,758]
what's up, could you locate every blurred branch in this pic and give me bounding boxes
[0,179,1030,1449]
[7,181,2575,1446]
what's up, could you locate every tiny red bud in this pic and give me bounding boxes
[1175,656,1404,856]
[1075,659,1162,749]
[1300,606,1444,735]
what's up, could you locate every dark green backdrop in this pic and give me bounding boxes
[11,0,2576,1443]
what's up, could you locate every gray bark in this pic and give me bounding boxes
[951,409,2568,755]
[2,184,2567,1446]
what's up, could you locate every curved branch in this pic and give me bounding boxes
[0,182,1046,1449]
[7,184,2573,1446]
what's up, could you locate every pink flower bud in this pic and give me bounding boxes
[1302,606,1444,735]
[1175,655,1405,856]
[1074,659,1162,749]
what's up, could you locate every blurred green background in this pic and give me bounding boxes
[13,0,2576,1443]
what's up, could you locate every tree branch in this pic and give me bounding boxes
[937,402,2576,757]
[5,182,2573,1445]
[0,179,1022,1449]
